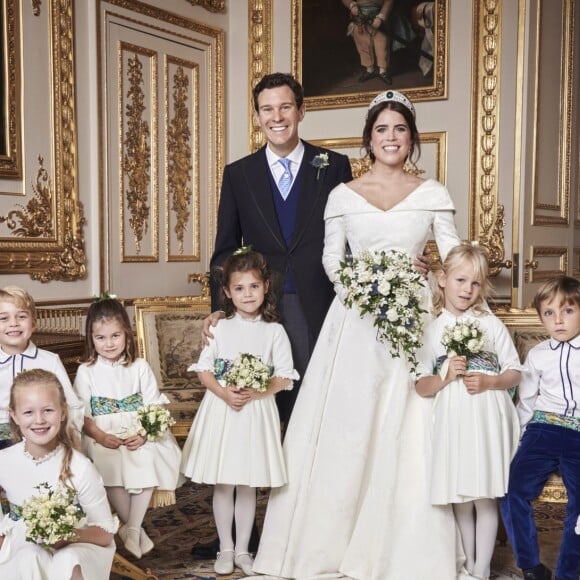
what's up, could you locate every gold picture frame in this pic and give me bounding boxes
[134,295,211,434]
[0,0,86,281]
[291,0,448,111]
[0,0,22,177]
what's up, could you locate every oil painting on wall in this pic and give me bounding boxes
[293,0,447,110]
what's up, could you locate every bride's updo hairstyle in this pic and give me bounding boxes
[362,90,421,166]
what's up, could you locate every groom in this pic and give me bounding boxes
[206,72,353,423]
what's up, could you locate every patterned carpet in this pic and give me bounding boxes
[110,484,566,580]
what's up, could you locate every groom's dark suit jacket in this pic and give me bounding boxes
[210,140,352,347]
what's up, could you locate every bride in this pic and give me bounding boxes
[250,90,464,580]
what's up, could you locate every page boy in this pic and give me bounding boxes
[0,286,83,448]
[501,276,580,580]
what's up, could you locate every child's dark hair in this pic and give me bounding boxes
[83,298,136,366]
[533,275,580,315]
[10,369,80,487]
[219,250,279,322]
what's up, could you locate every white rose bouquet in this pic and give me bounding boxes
[338,249,426,372]
[224,353,272,392]
[136,404,176,441]
[441,319,485,357]
[22,483,85,548]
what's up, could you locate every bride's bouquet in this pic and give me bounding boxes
[136,404,176,441]
[441,320,485,357]
[22,483,85,548]
[338,249,426,372]
[224,353,272,392]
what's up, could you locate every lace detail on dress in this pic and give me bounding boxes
[22,442,63,465]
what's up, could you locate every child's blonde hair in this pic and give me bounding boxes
[432,242,491,316]
[9,369,80,487]
[0,285,37,322]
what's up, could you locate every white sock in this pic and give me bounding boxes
[234,485,256,555]
[213,484,235,552]
[126,487,154,530]
[472,498,498,579]
[106,486,131,524]
[454,501,476,572]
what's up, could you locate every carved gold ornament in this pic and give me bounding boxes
[185,0,225,12]
[168,66,193,255]
[248,0,272,152]
[122,53,151,255]
[0,0,86,282]
[32,0,42,16]
[0,156,53,237]
[470,0,509,276]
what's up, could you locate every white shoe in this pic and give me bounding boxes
[234,551,255,575]
[214,550,234,575]
[119,525,142,559]
[139,527,154,555]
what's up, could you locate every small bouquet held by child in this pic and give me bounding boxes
[338,249,426,372]
[224,353,272,392]
[441,319,485,357]
[135,404,176,441]
[22,482,86,549]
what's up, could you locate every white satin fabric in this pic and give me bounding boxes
[251,181,464,580]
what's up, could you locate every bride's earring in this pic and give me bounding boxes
[403,157,422,176]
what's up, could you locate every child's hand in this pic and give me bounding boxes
[445,355,467,382]
[123,434,146,451]
[98,433,124,449]
[463,372,491,395]
[245,387,268,401]
[223,386,252,411]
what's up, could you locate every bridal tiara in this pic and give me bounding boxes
[368,90,415,118]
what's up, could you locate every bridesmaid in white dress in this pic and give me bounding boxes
[0,369,118,580]
[251,90,463,580]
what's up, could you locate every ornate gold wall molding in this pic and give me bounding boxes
[531,0,575,226]
[118,42,158,263]
[0,156,53,237]
[122,50,153,257]
[470,0,509,276]
[185,0,225,12]
[0,0,86,282]
[0,0,22,177]
[166,58,199,261]
[248,0,272,152]
[32,0,42,16]
[528,246,568,282]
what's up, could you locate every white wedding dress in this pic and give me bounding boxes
[251,180,463,580]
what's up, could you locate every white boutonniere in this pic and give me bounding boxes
[311,152,329,180]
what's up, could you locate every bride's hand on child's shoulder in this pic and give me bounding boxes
[223,385,251,411]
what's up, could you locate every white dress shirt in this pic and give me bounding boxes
[517,334,580,427]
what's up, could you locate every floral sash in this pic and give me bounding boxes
[435,351,500,375]
[90,393,143,416]
[531,410,580,433]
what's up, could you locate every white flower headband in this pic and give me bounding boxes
[368,90,415,118]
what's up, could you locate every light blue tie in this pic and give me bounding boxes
[278,158,293,200]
